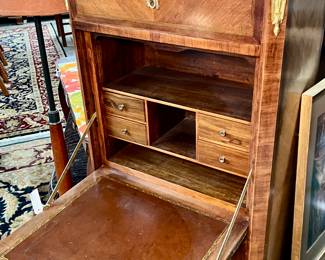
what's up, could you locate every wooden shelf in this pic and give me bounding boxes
[152,117,196,159]
[109,144,246,205]
[105,66,253,121]
[73,18,260,57]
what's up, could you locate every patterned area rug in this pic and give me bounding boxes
[0,138,53,239]
[0,23,65,138]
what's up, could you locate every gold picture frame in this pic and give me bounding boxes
[292,79,325,259]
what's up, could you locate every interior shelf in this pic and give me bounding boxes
[109,144,246,205]
[74,18,260,57]
[152,116,196,159]
[105,66,253,121]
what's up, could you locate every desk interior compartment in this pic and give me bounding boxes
[97,36,255,121]
[147,102,196,159]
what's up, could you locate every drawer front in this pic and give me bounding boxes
[106,115,148,145]
[72,0,255,37]
[104,92,145,122]
[197,140,249,176]
[198,113,251,152]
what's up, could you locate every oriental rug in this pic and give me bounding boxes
[0,138,53,239]
[0,23,65,139]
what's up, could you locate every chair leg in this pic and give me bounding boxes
[0,49,8,66]
[15,16,24,25]
[58,81,71,121]
[0,63,9,83]
[55,15,67,47]
[0,78,9,97]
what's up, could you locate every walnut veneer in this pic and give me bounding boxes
[0,0,289,259]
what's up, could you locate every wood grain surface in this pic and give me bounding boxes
[197,140,249,177]
[103,91,146,122]
[109,144,246,205]
[105,114,148,145]
[152,116,196,159]
[71,17,260,56]
[73,30,106,169]
[65,0,291,257]
[248,1,288,258]
[70,0,257,37]
[106,66,253,121]
[198,113,251,152]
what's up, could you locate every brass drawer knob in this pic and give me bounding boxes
[117,103,126,111]
[121,128,128,135]
[218,129,227,137]
[108,99,126,111]
[146,0,159,9]
[218,155,226,164]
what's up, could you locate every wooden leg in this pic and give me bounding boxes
[0,49,8,66]
[87,156,94,175]
[50,123,73,195]
[55,15,62,37]
[55,15,67,47]
[0,78,9,97]
[34,17,72,195]
[0,63,9,83]
[15,16,24,25]
[58,81,71,121]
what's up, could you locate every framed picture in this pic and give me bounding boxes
[292,79,325,259]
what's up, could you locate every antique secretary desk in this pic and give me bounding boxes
[0,0,291,259]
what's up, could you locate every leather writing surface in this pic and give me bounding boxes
[7,178,227,259]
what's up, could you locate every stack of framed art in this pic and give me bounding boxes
[293,79,325,259]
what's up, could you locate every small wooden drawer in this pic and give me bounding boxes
[104,92,145,122]
[106,115,148,145]
[197,140,249,176]
[197,113,251,152]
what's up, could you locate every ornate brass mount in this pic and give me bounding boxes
[272,0,287,36]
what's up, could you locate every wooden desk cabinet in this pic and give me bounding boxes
[0,0,292,259]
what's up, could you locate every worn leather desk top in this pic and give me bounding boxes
[6,178,226,259]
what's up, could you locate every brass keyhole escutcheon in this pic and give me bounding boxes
[146,0,159,9]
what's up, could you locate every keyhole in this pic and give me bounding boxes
[146,0,159,9]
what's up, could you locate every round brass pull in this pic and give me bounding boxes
[218,129,227,137]
[218,155,226,164]
[117,103,126,111]
[108,100,126,111]
[121,128,128,135]
[146,0,159,9]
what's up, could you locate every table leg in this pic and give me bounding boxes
[55,14,67,47]
[34,16,72,195]
[0,78,9,97]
